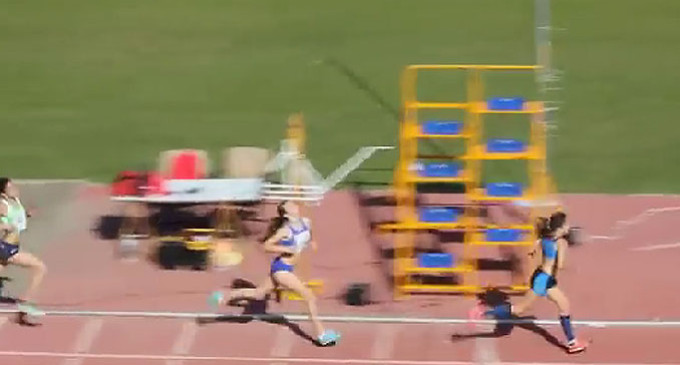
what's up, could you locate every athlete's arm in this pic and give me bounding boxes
[528,238,540,257]
[0,203,15,233]
[0,223,14,232]
[302,217,316,251]
[556,237,568,269]
[263,228,295,255]
[309,226,318,252]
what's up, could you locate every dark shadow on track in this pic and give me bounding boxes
[0,277,19,304]
[195,278,335,347]
[450,288,565,351]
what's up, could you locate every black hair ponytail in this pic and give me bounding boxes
[0,178,9,195]
[549,211,567,232]
[261,201,289,243]
[535,216,551,239]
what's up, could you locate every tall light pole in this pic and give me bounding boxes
[534,0,562,173]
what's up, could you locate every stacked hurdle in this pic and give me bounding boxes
[380,64,557,298]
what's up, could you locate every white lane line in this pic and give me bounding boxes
[0,309,678,327]
[473,323,500,365]
[166,320,199,365]
[61,318,104,365]
[370,324,398,359]
[631,242,680,252]
[269,325,295,365]
[0,351,676,365]
[589,206,680,242]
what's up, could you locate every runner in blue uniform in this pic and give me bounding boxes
[469,213,588,354]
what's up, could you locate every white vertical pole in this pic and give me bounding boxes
[534,0,557,171]
[535,0,552,87]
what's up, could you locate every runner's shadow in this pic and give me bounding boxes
[196,278,324,346]
[0,296,18,304]
[0,277,18,304]
[16,313,42,327]
[450,315,564,350]
[450,289,565,351]
[0,279,39,327]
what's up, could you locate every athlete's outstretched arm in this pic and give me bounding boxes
[263,228,296,255]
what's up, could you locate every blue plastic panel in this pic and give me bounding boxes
[486,183,523,197]
[419,207,459,222]
[417,253,454,268]
[416,162,461,178]
[487,97,525,110]
[486,228,523,242]
[421,121,463,135]
[487,138,526,153]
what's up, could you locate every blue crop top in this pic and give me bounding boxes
[541,238,558,260]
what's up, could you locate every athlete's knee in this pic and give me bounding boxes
[300,287,316,303]
[511,305,520,315]
[511,304,524,315]
[548,291,569,313]
[253,287,269,300]
[33,261,47,276]
[557,299,570,314]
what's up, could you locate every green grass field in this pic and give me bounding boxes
[1,0,679,193]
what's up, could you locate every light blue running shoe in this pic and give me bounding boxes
[17,303,45,317]
[208,291,225,310]
[318,329,341,346]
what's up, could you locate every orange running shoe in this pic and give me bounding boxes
[567,338,588,354]
[467,301,485,329]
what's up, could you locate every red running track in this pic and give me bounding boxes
[1,314,680,365]
[3,189,680,364]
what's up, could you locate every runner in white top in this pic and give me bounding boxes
[208,200,340,346]
[0,178,47,319]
